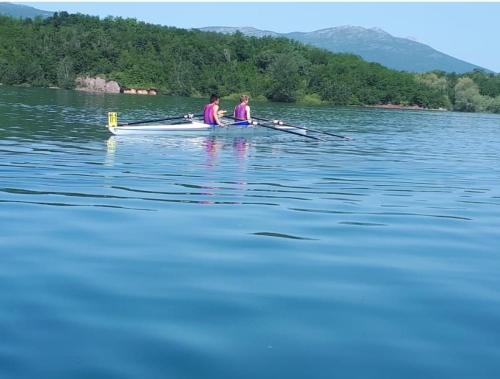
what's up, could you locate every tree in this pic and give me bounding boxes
[56,56,75,88]
[265,52,308,102]
[454,77,491,112]
[487,96,500,114]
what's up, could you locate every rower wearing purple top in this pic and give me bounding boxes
[233,95,251,125]
[203,94,226,126]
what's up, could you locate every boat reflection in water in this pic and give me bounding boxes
[232,137,250,161]
[202,135,250,167]
[106,135,250,164]
[105,135,251,205]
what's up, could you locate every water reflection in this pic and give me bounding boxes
[104,135,252,206]
[203,136,221,168]
[232,137,250,161]
[104,137,117,166]
[105,135,251,169]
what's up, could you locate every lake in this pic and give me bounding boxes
[1,86,500,378]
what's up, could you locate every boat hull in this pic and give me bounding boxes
[107,121,306,136]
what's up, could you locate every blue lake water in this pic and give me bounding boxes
[1,87,500,378]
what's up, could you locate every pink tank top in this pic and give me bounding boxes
[204,103,216,124]
[234,103,248,120]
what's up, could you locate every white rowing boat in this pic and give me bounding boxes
[107,119,307,136]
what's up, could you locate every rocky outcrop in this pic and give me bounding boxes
[75,76,121,93]
[74,76,158,95]
[122,88,157,95]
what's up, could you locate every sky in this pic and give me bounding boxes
[19,2,500,72]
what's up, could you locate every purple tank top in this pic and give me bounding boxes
[234,104,248,120]
[204,103,216,124]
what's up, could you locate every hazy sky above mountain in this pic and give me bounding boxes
[20,2,500,72]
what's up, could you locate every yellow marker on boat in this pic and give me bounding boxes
[108,112,118,128]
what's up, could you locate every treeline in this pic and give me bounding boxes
[416,71,500,113]
[1,12,499,112]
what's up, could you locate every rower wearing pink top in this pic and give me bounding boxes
[233,95,251,125]
[203,94,226,126]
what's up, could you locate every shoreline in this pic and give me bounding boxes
[363,104,448,112]
[0,84,473,115]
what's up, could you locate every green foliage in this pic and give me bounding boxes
[0,13,499,113]
[453,77,492,112]
[487,96,500,114]
[299,94,325,106]
[56,56,75,88]
[265,52,309,102]
[465,69,500,98]
[415,72,451,109]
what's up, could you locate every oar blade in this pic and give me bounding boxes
[253,115,350,140]
[225,115,322,140]
[257,122,324,141]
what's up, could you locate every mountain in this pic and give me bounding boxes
[0,2,53,19]
[286,26,486,73]
[200,26,280,38]
[201,25,487,74]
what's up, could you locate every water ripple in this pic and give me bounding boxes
[251,232,317,240]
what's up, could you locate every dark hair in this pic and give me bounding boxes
[210,94,220,103]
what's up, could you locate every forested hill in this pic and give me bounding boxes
[0,2,53,19]
[1,13,500,113]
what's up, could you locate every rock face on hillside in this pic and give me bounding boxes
[75,76,121,93]
[75,76,157,95]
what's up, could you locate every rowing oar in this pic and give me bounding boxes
[118,113,201,127]
[223,116,323,141]
[252,116,351,140]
